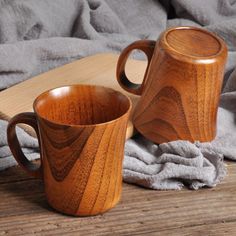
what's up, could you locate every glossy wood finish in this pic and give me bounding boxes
[7,85,132,216]
[116,40,156,95]
[7,112,42,178]
[117,26,228,143]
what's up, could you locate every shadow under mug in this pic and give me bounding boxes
[117,26,228,144]
[7,85,132,216]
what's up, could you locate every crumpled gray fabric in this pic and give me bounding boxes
[124,138,226,190]
[0,0,166,89]
[0,0,166,169]
[124,106,233,190]
[0,0,236,190]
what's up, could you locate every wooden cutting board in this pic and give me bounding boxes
[0,53,147,139]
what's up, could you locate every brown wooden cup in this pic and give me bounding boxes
[7,85,132,216]
[117,26,228,143]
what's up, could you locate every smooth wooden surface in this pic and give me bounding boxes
[7,85,131,216]
[116,39,156,96]
[0,161,236,235]
[117,26,228,144]
[166,27,221,57]
[0,53,146,139]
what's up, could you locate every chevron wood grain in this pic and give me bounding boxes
[117,26,228,144]
[7,85,131,216]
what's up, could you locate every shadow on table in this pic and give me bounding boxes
[0,165,58,215]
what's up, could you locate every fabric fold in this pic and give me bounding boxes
[124,137,226,190]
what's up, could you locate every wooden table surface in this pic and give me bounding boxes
[0,53,147,139]
[1,53,236,235]
[0,161,236,236]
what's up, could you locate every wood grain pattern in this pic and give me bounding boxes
[7,85,131,216]
[117,26,228,143]
[0,161,236,235]
[0,53,147,140]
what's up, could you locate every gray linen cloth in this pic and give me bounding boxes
[0,0,236,190]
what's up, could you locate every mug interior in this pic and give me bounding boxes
[34,85,131,126]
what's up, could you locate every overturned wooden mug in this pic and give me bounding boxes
[117,26,227,143]
[7,85,131,216]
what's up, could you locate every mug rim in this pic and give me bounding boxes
[33,84,132,127]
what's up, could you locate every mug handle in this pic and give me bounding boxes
[7,112,42,178]
[116,39,156,95]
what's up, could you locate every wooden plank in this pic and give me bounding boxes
[0,163,236,235]
[150,222,236,236]
[0,53,147,139]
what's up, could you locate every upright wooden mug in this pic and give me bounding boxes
[7,85,132,216]
[117,26,227,143]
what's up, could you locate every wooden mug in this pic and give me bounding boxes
[117,26,227,143]
[7,85,132,216]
